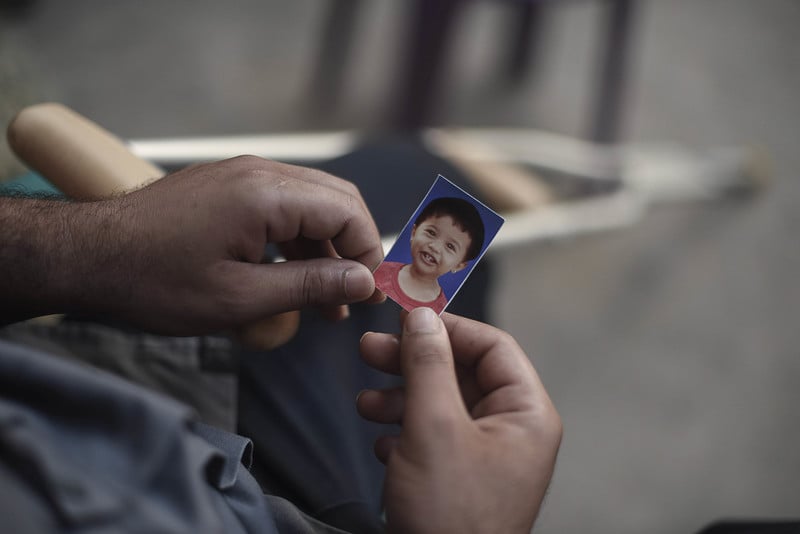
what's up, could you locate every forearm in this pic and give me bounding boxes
[0,196,131,325]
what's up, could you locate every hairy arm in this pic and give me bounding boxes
[0,156,384,335]
[0,196,132,325]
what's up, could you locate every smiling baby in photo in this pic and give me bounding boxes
[374,175,503,314]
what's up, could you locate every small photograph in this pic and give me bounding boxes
[374,175,504,314]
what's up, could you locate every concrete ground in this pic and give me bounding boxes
[1,1,798,532]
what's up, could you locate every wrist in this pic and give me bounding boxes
[60,196,140,319]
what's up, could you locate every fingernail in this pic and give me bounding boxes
[405,307,440,334]
[359,331,373,343]
[344,267,373,300]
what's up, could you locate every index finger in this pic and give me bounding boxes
[266,161,373,215]
[262,161,380,257]
[265,179,384,270]
[440,313,548,405]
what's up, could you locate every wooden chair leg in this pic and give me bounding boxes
[392,0,465,130]
[505,0,547,85]
[308,0,367,114]
[588,0,639,144]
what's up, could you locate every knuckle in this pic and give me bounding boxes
[408,348,450,368]
[299,268,329,305]
[426,409,462,441]
[544,408,564,444]
[495,329,521,352]
[342,179,361,199]
[528,402,563,446]
[232,154,264,167]
[312,168,361,196]
[227,156,266,183]
[212,279,253,324]
[344,190,357,213]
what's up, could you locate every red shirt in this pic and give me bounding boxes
[373,261,448,314]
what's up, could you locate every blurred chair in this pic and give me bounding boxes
[125,0,764,255]
[310,0,637,142]
[293,0,763,245]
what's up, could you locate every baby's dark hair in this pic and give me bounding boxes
[414,196,485,261]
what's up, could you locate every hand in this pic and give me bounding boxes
[107,156,386,333]
[358,308,562,533]
[0,156,384,334]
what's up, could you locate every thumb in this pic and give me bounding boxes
[400,307,467,440]
[235,258,375,316]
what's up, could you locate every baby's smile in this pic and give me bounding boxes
[420,250,438,266]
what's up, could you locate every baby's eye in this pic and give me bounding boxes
[425,229,436,236]
[446,243,456,251]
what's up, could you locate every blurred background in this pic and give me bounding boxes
[1,1,798,532]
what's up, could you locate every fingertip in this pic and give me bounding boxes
[320,304,349,322]
[355,388,375,414]
[360,331,399,346]
[404,307,441,334]
[374,435,398,465]
[344,265,375,301]
[359,331,374,344]
[365,288,387,305]
[360,333,402,374]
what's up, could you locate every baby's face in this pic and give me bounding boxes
[409,215,471,280]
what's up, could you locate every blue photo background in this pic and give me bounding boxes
[383,175,504,302]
